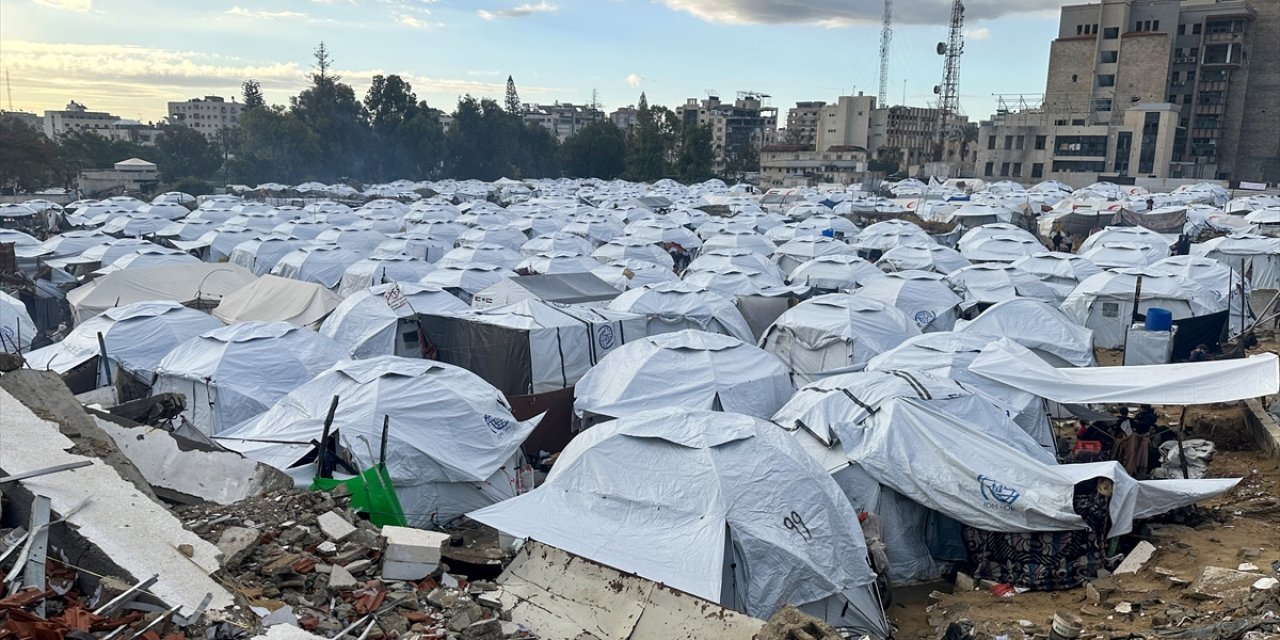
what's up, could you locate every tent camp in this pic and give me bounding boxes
[573,330,793,424]
[760,294,921,383]
[771,236,858,276]
[272,244,366,289]
[228,237,311,276]
[421,299,647,396]
[0,290,36,353]
[850,220,931,255]
[875,243,970,274]
[959,234,1045,263]
[773,369,1056,583]
[336,255,436,299]
[217,357,537,526]
[1079,242,1159,269]
[1010,252,1103,301]
[853,271,962,332]
[1062,268,1227,350]
[944,264,1060,310]
[591,259,682,291]
[1196,234,1280,290]
[1078,226,1173,261]
[65,263,257,323]
[212,275,342,329]
[471,273,621,310]
[319,283,468,358]
[173,226,261,262]
[787,254,884,291]
[514,252,602,276]
[152,321,350,435]
[606,281,754,342]
[25,300,223,393]
[469,409,889,636]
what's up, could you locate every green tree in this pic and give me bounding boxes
[724,140,760,179]
[625,93,666,181]
[868,146,902,176]
[504,75,522,115]
[290,42,370,180]
[155,126,222,180]
[446,96,518,180]
[365,74,418,132]
[241,79,265,109]
[514,121,560,178]
[676,124,715,182]
[560,120,626,179]
[362,74,445,180]
[229,106,321,184]
[0,116,60,192]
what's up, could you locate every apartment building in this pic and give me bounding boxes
[167,96,244,139]
[676,94,779,170]
[522,103,605,141]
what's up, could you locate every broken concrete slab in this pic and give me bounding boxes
[1186,566,1266,602]
[328,565,358,591]
[251,623,328,640]
[316,511,356,542]
[1114,541,1157,575]
[1254,577,1279,591]
[93,416,291,505]
[382,526,448,581]
[216,526,259,570]
[0,384,234,614]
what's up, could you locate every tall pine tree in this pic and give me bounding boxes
[504,76,522,115]
[626,92,666,181]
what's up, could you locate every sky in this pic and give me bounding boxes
[0,0,1066,125]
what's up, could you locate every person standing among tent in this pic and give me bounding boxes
[1063,234,1075,254]
[1146,197,1155,211]
[1052,228,1064,252]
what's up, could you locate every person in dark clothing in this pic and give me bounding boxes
[1052,230,1064,252]
[1134,404,1158,427]
[1188,343,1210,362]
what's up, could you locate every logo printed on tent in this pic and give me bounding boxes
[977,474,1021,507]
[384,284,407,310]
[597,324,616,350]
[913,310,937,325]
[483,414,510,434]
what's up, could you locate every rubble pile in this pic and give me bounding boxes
[174,489,531,640]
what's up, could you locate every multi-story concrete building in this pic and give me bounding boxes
[167,96,244,139]
[43,101,121,139]
[784,101,826,146]
[609,106,639,132]
[676,94,779,170]
[522,103,604,141]
[1,111,42,131]
[1033,0,1279,181]
[759,144,869,188]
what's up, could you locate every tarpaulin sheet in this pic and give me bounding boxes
[969,338,1279,405]
[1111,207,1188,234]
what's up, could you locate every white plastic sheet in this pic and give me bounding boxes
[969,339,1280,405]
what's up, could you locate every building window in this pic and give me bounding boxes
[1077,24,1084,35]
[1003,135,1013,150]
[1178,24,1186,35]
[1187,70,1196,83]
[1055,135,1109,156]
[1153,20,1159,30]
[987,135,996,150]
[1097,74,1115,87]
[1104,26,1119,39]
[1192,23,1201,34]
[1015,135,1025,150]
[1034,135,1047,150]
[1055,119,1068,126]
[1100,50,1118,63]
[1031,163,1044,178]
[1172,71,1181,83]
[1013,162,1023,177]
[1000,162,1011,176]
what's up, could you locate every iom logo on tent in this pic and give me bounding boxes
[977,474,1021,509]
[597,325,616,350]
[913,310,937,326]
[484,414,511,434]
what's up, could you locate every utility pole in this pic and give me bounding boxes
[878,0,893,108]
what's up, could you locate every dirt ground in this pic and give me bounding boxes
[886,401,1280,640]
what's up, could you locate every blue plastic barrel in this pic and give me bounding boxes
[1145,307,1173,332]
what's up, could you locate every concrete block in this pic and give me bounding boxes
[381,559,437,582]
[328,565,358,591]
[317,511,357,542]
[1187,566,1264,602]
[1113,541,1157,574]
[382,526,449,564]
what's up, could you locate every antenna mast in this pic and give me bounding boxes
[5,70,13,111]
[933,0,965,161]
[878,0,892,107]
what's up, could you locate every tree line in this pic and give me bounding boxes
[0,44,722,195]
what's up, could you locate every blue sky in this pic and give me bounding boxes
[1,0,1064,125]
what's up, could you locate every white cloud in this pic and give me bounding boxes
[224,6,311,20]
[477,1,558,20]
[394,11,440,28]
[964,27,990,40]
[659,0,1061,26]
[32,0,92,11]
[625,73,643,88]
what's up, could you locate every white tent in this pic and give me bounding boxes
[46,238,163,271]
[218,357,537,526]
[152,321,350,435]
[228,237,312,276]
[337,255,436,299]
[24,300,222,386]
[771,236,858,276]
[1079,242,1160,269]
[66,263,257,323]
[1010,252,1103,301]
[959,234,1046,263]
[458,225,529,251]
[956,223,1039,252]
[272,244,366,289]
[957,298,1095,367]
[850,219,931,254]
[591,238,675,269]
[574,330,793,422]
[173,226,261,262]
[1078,226,1172,260]
[606,281,754,342]
[1196,234,1280,290]
[875,243,970,274]
[419,264,518,303]
[1149,255,1253,332]
[98,248,202,274]
[682,266,793,297]
[590,259,682,291]
[314,226,390,252]
[944,263,1059,309]
[514,252,601,276]
[422,299,647,395]
[701,230,776,256]
[320,283,467,358]
[687,247,784,281]
[212,275,341,329]
[773,369,1055,583]
[787,254,884,291]
[761,294,920,383]
[1062,268,1226,349]
[866,332,1054,451]
[853,271,962,332]
[520,232,596,257]
[0,291,36,353]
[439,243,523,270]
[470,409,888,636]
